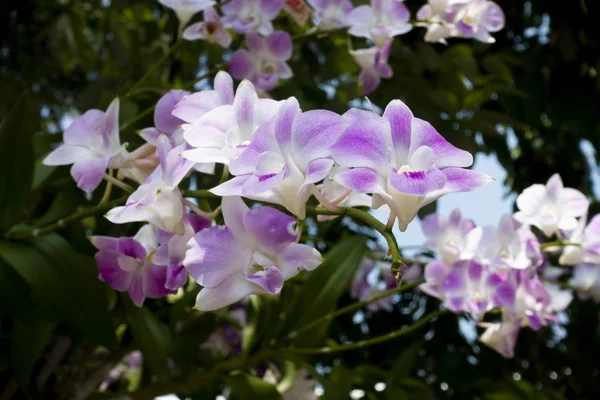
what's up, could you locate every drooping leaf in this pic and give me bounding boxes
[123,297,173,382]
[279,236,366,347]
[10,321,55,394]
[223,372,282,400]
[0,92,39,231]
[0,257,42,325]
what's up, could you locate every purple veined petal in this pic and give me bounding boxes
[214,71,235,105]
[242,206,297,252]
[71,156,110,193]
[274,97,300,150]
[143,263,172,297]
[103,98,121,150]
[195,271,262,311]
[221,196,251,241]
[410,118,473,168]
[333,167,386,194]
[291,110,347,168]
[163,144,195,186]
[260,0,285,19]
[277,243,323,280]
[342,108,379,124]
[545,173,563,199]
[482,1,505,32]
[105,205,155,225]
[128,273,146,307]
[245,265,284,294]
[184,226,250,287]
[358,70,381,95]
[43,144,96,166]
[389,166,447,196]
[382,100,413,163]
[184,105,236,147]
[233,80,260,135]
[330,117,391,174]
[305,158,335,184]
[95,250,134,291]
[266,31,293,60]
[229,50,257,81]
[229,127,273,175]
[210,175,251,196]
[155,90,189,135]
[63,109,106,148]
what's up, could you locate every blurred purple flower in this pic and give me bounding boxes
[421,209,476,264]
[183,7,232,48]
[347,0,411,47]
[222,0,284,35]
[229,31,293,91]
[350,41,393,94]
[308,0,355,30]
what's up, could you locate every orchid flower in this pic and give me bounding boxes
[514,174,589,237]
[347,0,412,47]
[454,0,505,43]
[351,258,397,311]
[421,209,476,264]
[106,135,194,235]
[43,98,129,193]
[211,97,346,218]
[569,264,600,302]
[330,99,492,231]
[222,0,284,35]
[308,0,355,30]
[158,0,215,32]
[184,196,323,311]
[181,79,281,166]
[90,225,174,307]
[350,41,393,95]
[140,89,190,147]
[478,313,520,358]
[183,7,232,48]
[559,215,600,266]
[229,31,294,91]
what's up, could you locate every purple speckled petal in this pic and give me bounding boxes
[389,167,447,196]
[383,100,413,162]
[245,265,284,294]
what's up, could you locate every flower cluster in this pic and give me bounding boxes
[44,71,490,311]
[419,174,594,358]
[157,0,505,94]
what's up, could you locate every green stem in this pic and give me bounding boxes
[540,240,581,250]
[283,280,425,341]
[3,196,129,241]
[124,41,183,99]
[306,205,404,270]
[283,309,447,355]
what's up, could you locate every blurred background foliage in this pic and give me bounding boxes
[1,0,600,399]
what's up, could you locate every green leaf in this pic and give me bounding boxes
[241,295,281,355]
[388,341,423,386]
[123,297,173,381]
[0,235,117,347]
[279,236,366,347]
[223,372,282,400]
[0,92,39,231]
[0,257,42,325]
[10,321,55,393]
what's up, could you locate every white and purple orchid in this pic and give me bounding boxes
[211,97,346,218]
[221,0,284,35]
[559,215,600,266]
[183,196,322,311]
[159,0,215,33]
[350,41,393,95]
[181,78,281,166]
[514,174,589,238]
[351,258,397,311]
[421,209,476,264]
[308,0,355,30]
[330,99,493,231]
[43,98,129,193]
[570,264,600,302]
[229,31,294,91]
[90,225,174,307]
[106,135,194,235]
[347,0,412,47]
[183,7,232,48]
